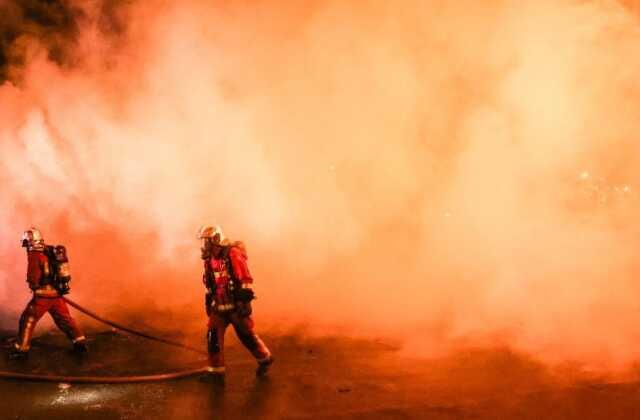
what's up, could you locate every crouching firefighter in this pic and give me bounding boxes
[198,225,273,377]
[10,227,87,357]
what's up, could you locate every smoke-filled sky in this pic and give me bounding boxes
[1,0,640,370]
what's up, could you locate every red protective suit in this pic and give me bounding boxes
[14,250,85,353]
[203,244,271,374]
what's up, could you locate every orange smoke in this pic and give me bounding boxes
[1,0,640,371]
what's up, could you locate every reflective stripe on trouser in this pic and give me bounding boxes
[15,297,85,351]
[207,311,271,368]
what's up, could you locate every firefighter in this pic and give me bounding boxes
[10,228,87,357]
[198,225,273,377]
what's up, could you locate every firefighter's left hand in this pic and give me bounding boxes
[236,301,252,317]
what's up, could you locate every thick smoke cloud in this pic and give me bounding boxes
[0,0,80,82]
[1,0,640,371]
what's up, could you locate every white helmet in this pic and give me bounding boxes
[21,227,45,251]
[197,225,225,245]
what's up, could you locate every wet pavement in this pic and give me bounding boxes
[1,328,640,419]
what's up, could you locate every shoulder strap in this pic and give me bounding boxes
[221,246,238,282]
[42,246,57,283]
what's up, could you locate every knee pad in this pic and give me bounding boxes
[207,328,220,353]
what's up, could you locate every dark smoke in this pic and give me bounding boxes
[0,0,131,84]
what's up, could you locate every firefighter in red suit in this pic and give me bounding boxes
[11,228,87,357]
[198,225,273,376]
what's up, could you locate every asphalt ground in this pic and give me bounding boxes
[1,328,639,419]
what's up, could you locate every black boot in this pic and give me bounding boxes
[201,366,226,385]
[8,344,29,359]
[73,340,88,353]
[256,356,274,377]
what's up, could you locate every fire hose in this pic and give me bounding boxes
[63,297,207,356]
[0,297,212,383]
[0,367,212,384]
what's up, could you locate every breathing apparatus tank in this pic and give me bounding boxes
[44,245,72,295]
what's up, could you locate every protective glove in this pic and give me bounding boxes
[233,287,255,303]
